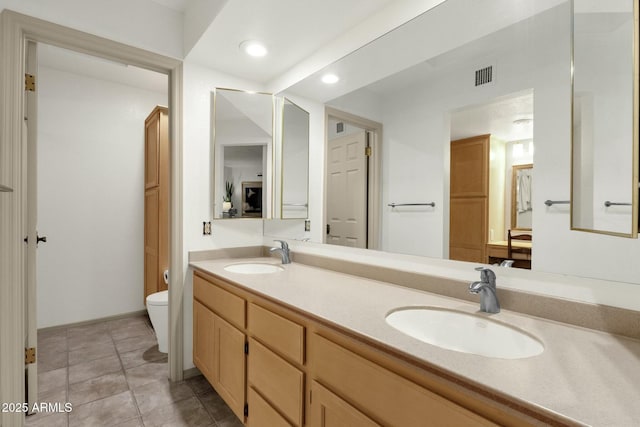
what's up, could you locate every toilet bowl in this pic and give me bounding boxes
[146,290,168,353]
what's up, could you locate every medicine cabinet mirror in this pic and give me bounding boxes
[277,98,309,219]
[212,88,273,219]
[571,0,639,237]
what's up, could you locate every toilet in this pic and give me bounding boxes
[146,290,168,353]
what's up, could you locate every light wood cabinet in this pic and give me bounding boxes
[192,270,541,427]
[308,381,380,427]
[144,106,169,302]
[193,276,246,421]
[450,134,490,263]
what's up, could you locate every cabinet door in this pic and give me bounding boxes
[309,381,380,427]
[193,300,216,384]
[247,387,293,427]
[215,313,246,421]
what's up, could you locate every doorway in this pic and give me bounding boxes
[324,108,382,249]
[0,12,183,421]
[448,90,534,266]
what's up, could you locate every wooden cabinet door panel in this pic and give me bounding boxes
[450,197,487,262]
[450,135,489,197]
[193,300,216,384]
[309,381,380,427]
[248,338,304,426]
[311,334,498,427]
[249,303,305,365]
[214,313,246,421]
[247,387,293,427]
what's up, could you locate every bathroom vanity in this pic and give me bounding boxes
[190,252,640,427]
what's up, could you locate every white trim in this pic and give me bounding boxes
[324,107,383,250]
[0,11,184,425]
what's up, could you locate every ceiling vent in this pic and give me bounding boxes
[475,66,493,86]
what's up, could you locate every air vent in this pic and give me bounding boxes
[475,66,493,86]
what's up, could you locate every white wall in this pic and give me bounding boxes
[181,61,269,369]
[0,0,183,58]
[37,65,167,328]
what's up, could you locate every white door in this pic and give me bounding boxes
[24,40,39,410]
[326,131,367,248]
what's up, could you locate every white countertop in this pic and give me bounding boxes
[190,257,640,426]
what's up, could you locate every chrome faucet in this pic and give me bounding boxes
[270,240,291,264]
[469,267,500,313]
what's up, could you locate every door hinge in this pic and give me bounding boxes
[244,403,249,417]
[244,341,249,354]
[25,347,36,364]
[25,74,36,92]
[365,146,372,157]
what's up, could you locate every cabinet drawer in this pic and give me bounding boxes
[247,387,293,427]
[311,334,498,427]
[309,380,380,427]
[194,273,245,329]
[248,338,304,427]
[249,303,304,365]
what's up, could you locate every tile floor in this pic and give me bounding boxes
[27,315,243,427]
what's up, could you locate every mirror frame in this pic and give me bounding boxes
[211,87,275,220]
[511,163,533,232]
[570,0,639,238]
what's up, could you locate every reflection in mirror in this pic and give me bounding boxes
[213,88,273,219]
[571,0,638,237]
[512,164,533,231]
[279,99,310,219]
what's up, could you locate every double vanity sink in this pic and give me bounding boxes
[222,260,544,360]
[191,255,640,426]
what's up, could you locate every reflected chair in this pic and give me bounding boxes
[507,230,532,266]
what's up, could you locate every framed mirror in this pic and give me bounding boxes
[571,0,639,237]
[511,164,533,231]
[278,98,310,219]
[212,88,274,219]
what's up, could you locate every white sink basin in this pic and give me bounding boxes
[386,307,544,359]
[223,263,284,274]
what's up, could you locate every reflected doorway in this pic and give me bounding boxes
[448,90,534,268]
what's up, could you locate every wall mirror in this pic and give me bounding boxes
[511,164,533,231]
[571,0,639,237]
[274,0,640,287]
[212,88,273,219]
[277,98,310,219]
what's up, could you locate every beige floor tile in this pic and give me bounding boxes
[68,339,117,366]
[141,396,213,427]
[25,412,68,427]
[39,349,68,373]
[113,417,144,426]
[66,322,107,338]
[26,386,68,426]
[67,331,112,352]
[111,322,153,342]
[115,333,158,354]
[197,390,234,422]
[119,345,167,370]
[185,375,214,396]
[68,371,129,406]
[125,362,169,390]
[39,335,68,354]
[68,354,122,384]
[132,378,194,415]
[38,367,67,395]
[68,390,138,427]
[216,415,244,427]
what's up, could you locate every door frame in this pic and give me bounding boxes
[0,11,184,423]
[324,107,382,249]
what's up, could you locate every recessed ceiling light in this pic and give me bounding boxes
[321,74,339,84]
[239,40,268,57]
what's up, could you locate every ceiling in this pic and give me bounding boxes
[185,0,396,84]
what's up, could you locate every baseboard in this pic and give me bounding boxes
[183,367,202,380]
[37,309,148,333]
